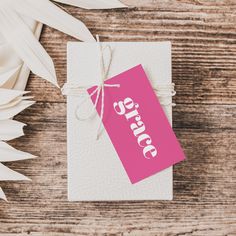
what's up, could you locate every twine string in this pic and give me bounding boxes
[62,35,120,139]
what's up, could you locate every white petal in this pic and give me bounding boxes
[0,7,59,87]
[0,141,36,162]
[0,97,22,110]
[0,16,43,90]
[53,0,127,9]
[0,100,35,120]
[0,187,7,201]
[0,65,21,88]
[0,120,25,141]
[10,0,95,42]
[0,40,22,68]
[0,88,28,106]
[0,37,23,89]
[0,163,30,181]
[13,22,43,90]
[21,96,34,100]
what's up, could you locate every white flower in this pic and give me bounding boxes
[0,88,35,201]
[0,0,127,201]
[0,0,127,87]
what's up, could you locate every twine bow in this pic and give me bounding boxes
[62,35,120,139]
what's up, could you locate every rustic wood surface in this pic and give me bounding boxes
[0,0,236,235]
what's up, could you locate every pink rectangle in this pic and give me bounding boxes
[88,64,185,183]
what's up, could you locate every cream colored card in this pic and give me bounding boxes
[67,42,173,201]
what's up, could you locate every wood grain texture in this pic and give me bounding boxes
[0,0,236,235]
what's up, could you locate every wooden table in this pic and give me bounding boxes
[0,1,235,235]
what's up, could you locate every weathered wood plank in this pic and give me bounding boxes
[0,128,235,235]
[27,74,236,105]
[26,2,236,105]
[14,102,236,130]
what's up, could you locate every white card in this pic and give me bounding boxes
[66,42,173,201]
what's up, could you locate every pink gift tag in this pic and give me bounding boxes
[88,64,185,184]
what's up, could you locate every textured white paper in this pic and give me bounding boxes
[67,42,173,201]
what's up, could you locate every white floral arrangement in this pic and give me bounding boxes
[0,0,127,201]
